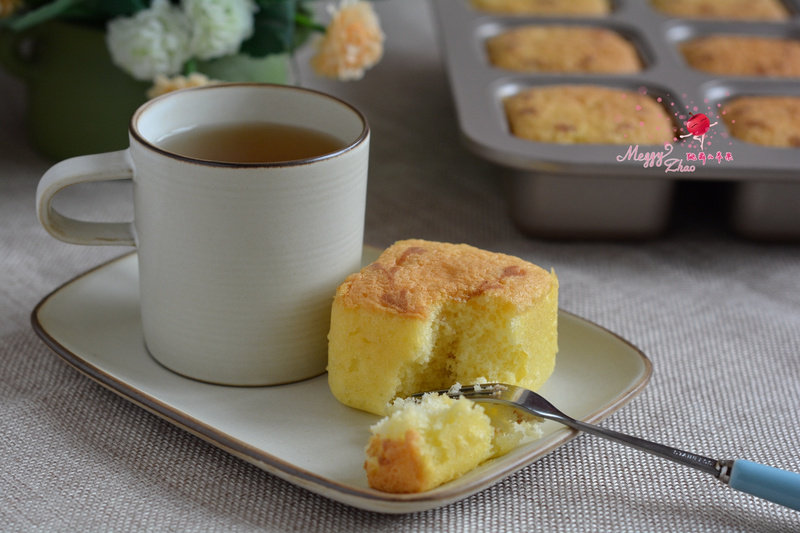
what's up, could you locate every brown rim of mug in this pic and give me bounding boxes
[129,82,370,169]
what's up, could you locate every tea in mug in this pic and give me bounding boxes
[157,122,346,163]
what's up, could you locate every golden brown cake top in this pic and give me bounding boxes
[487,26,642,74]
[335,239,556,318]
[471,0,610,16]
[681,36,800,77]
[504,85,675,145]
[650,0,788,20]
[722,96,800,148]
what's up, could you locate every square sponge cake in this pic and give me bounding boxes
[504,85,675,145]
[486,26,642,74]
[327,239,558,415]
[471,0,610,15]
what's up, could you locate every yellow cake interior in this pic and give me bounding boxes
[365,392,542,493]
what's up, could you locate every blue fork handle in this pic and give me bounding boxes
[728,460,800,511]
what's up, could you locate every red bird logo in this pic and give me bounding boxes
[680,113,717,149]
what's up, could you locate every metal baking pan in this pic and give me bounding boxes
[432,0,800,239]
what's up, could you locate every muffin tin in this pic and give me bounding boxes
[432,0,800,239]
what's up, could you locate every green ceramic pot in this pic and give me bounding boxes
[0,21,149,160]
[0,20,290,161]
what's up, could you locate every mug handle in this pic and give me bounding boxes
[36,150,136,246]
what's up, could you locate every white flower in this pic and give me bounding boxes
[106,0,192,81]
[311,0,384,81]
[183,0,257,60]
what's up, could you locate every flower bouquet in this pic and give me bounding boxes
[0,0,384,158]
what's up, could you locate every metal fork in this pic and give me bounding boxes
[411,383,800,511]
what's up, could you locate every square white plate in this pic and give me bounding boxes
[32,250,651,513]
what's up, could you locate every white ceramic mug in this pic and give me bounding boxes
[36,83,369,385]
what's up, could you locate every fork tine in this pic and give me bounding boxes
[410,383,508,399]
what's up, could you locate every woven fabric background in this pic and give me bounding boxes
[2,1,799,531]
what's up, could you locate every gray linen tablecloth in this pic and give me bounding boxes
[2,1,799,531]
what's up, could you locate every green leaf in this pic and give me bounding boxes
[240,0,297,57]
[72,0,151,18]
[2,0,150,31]
[3,0,85,31]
